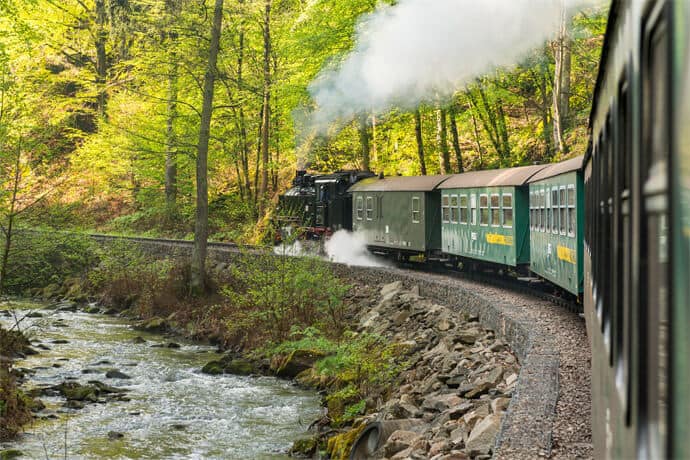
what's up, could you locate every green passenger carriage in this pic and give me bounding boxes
[437,165,546,268]
[527,156,584,296]
[349,175,451,258]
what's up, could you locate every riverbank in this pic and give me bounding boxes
[0,299,321,458]
[8,234,520,458]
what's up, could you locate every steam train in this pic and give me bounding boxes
[276,0,689,456]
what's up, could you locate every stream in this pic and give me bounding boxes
[0,300,321,459]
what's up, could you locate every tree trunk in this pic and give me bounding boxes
[414,108,427,175]
[0,144,21,295]
[358,113,371,171]
[190,0,224,295]
[536,62,554,159]
[257,0,271,217]
[470,107,484,169]
[496,99,510,166]
[552,1,571,155]
[236,0,251,200]
[449,104,463,173]
[165,58,178,212]
[94,0,108,118]
[438,108,450,173]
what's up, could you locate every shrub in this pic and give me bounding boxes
[1,230,96,294]
[220,251,349,346]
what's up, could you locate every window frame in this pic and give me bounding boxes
[459,195,469,224]
[502,193,513,228]
[479,194,489,226]
[552,187,559,234]
[540,189,546,231]
[490,193,500,227]
[559,185,567,235]
[450,194,459,224]
[356,196,364,220]
[365,196,374,221]
[470,194,477,225]
[411,196,421,223]
[441,194,450,223]
[567,184,576,237]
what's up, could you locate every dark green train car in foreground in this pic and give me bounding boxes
[438,165,546,268]
[528,156,584,296]
[349,175,451,258]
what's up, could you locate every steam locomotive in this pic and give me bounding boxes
[276,0,690,456]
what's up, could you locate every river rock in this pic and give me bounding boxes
[105,370,132,379]
[272,349,327,378]
[0,449,23,459]
[136,316,168,332]
[289,435,319,457]
[25,311,44,318]
[132,336,146,344]
[201,356,255,376]
[107,431,124,440]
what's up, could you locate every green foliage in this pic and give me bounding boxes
[221,252,349,345]
[0,231,96,294]
[86,240,175,310]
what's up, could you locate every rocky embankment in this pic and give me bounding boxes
[339,280,519,460]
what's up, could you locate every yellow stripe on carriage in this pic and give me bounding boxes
[486,233,513,246]
[557,245,577,264]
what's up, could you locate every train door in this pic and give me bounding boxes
[638,4,671,458]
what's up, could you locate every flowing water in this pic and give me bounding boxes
[0,300,321,459]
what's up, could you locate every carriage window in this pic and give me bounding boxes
[442,195,450,223]
[366,196,374,220]
[470,194,477,225]
[529,192,535,230]
[567,185,576,237]
[411,196,421,223]
[546,188,551,232]
[450,195,459,223]
[490,194,500,226]
[552,187,559,234]
[540,189,546,231]
[459,195,468,224]
[502,194,513,228]
[356,196,363,220]
[479,194,489,226]
[559,186,567,235]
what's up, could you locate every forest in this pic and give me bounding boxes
[0,0,607,245]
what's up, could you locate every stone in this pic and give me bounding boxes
[422,393,463,412]
[429,440,451,457]
[380,281,404,300]
[446,402,474,420]
[455,330,479,345]
[462,404,489,429]
[132,336,146,344]
[201,361,224,375]
[64,400,85,410]
[449,422,469,445]
[383,430,420,458]
[463,381,493,399]
[136,316,168,332]
[392,310,411,325]
[273,349,326,378]
[489,340,506,352]
[437,317,454,332]
[490,397,510,414]
[505,373,518,386]
[440,452,469,460]
[290,435,319,456]
[25,311,44,318]
[484,365,504,385]
[107,431,124,440]
[390,447,414,459]
[0,449,23,459]
[466,414,501,455]
[165,342,181,349]
[105,370,132,379]
[50,339,69,344]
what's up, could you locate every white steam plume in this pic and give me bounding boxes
[306,0,602,133]
[324,230,390,267]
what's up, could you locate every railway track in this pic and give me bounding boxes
[73,231,583,313]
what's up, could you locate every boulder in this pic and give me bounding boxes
[289,435,319,457]
[201,357,255,376]
[105,370,132,380]
[380,281,404,301]
[490,397,510,414]
[0,450,23,459]
[273,349,327,378]
[422,393,463,412]
[136,317,168,332]
[466,414,501,455]
[383,430,421,458]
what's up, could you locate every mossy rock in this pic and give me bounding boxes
[0,449,23,459]
[41,283,61,299]
[273,349,328,379]
[201,358,255,376]
[289,435,319,457]
[136,317,168,332]
[201,360,224,375]
[326,424,366,460]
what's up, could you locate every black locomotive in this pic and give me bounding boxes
[275,170,375,241]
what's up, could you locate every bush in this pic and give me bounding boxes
[220,252,349,346]
[1,230,96,294]
[87,240,175,312]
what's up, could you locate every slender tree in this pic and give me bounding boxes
[449,104,463,172]
[438,108,451,173]
[191,0,224,294]
[552,0,571,155]
[257,0,272,217]
[358,113,371,171]
[414,108,427,175]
